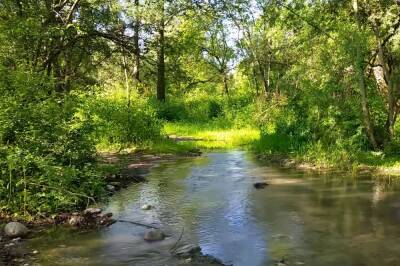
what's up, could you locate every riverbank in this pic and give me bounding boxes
[0,148,204,265]
[164,122,400,177]
[254,150,400,177]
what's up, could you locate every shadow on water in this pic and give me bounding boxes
[28,151,400,266]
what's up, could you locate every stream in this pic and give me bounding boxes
[27,151,400,266]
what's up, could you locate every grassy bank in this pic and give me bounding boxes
[252,134,400,175]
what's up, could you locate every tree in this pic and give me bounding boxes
[203,21,234,94]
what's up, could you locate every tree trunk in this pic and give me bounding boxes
[374,24,397,144]
[257,59,268,96]
[266,57,270,96]
[123,54,131,108]
[252,64,259,96]
[133,0,141,91]
[156,0,166,102]
[355,46,379,150]
[353,0,379,150]
[222,73,229,94]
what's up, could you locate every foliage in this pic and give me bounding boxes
[0,68,103,216]
[1,0,400,218]
[86,91,162,149]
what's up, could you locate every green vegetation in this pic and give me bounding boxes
[165,122,259,149]
[1,0,400,217]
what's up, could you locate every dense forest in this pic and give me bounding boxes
[0,0,400,217]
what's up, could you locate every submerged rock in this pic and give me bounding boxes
[253,182,269,189]
[276,258,287,266]
[173,244,201,258]
[144,229,165,241]
[141,204,152,210]
[173,244,228,265]
[4,222,29,238]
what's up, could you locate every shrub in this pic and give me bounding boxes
[86,95,162,147]
[0,68,103,216]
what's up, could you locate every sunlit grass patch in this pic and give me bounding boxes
[164,122,260,149]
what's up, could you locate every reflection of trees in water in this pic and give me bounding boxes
[263,172,400,265]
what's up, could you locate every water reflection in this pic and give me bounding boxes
[28,151,400,266]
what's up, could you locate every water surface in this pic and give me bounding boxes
[29,151,400,265]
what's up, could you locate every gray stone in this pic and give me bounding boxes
[68,215,84,226]
[106,184,116,192]
[144,229,165,241]
[174,244,201,258]
[83,208,102,215]
[141,204,152,210]
[4,222,29,238]
[5,242,16,248]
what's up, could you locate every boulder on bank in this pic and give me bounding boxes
[4,222,29,238]
[144,229,165,241]
[68,215,85,226]
[106,184,116,192]
[83,208,102,215]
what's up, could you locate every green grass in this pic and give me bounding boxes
[96,139,195,155]
[164,121,260,149]
[252,133,400,174]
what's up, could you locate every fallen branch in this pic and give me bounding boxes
[116,219,160,229]
[170,227,185,253]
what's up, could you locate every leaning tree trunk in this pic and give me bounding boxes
[156,1,166,102]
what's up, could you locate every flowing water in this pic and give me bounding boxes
[28,151,400,266]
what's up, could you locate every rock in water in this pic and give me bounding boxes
[144,229,165,241]
[4,222,29,238]
[253,182,269,189]
[174,244,201,258]
[141,204,152,210]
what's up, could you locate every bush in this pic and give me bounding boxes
[87,95,162,147]
[0,68,103,216]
